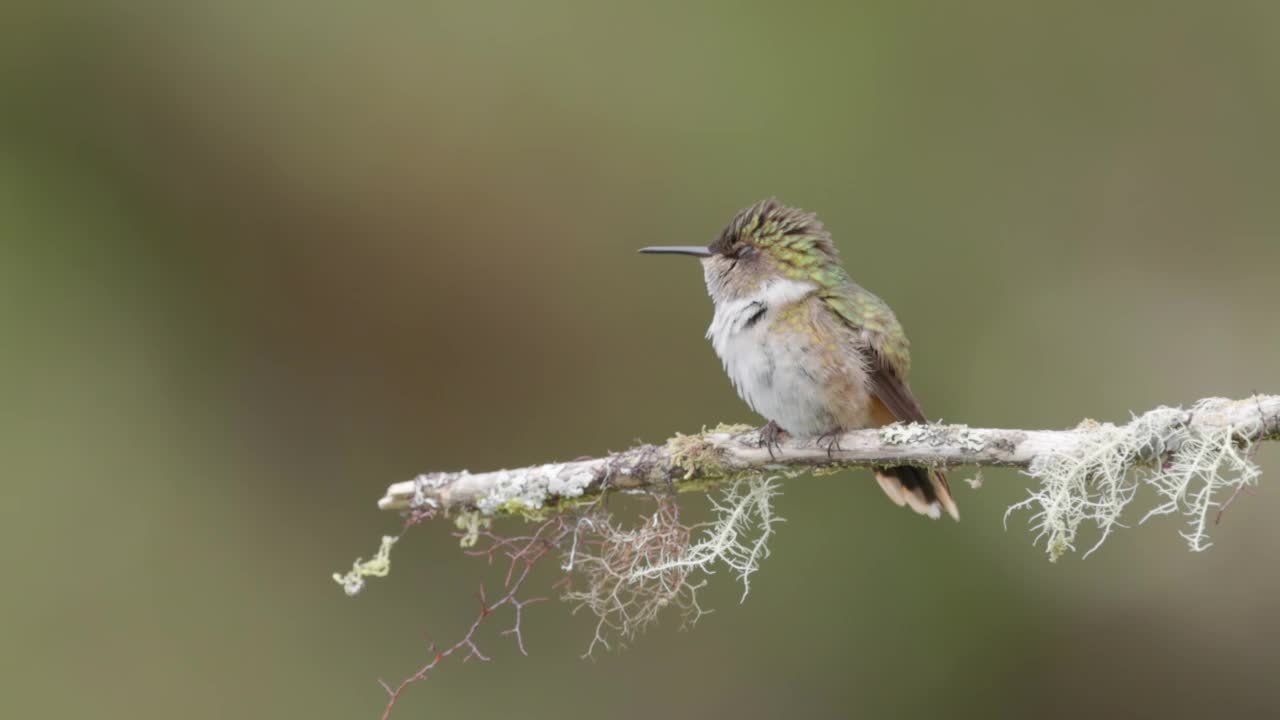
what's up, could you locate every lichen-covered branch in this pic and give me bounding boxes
[378,395,1279,523]
[348,395,1277,717]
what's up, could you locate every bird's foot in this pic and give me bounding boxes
[760,420,788,460]
[817,428,845,459]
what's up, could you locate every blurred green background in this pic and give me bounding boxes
[3,2,1279,718]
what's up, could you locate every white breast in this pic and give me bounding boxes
[705,278,839,436]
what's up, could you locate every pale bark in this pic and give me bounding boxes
[377,395,1279,514]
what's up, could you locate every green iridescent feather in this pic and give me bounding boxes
[729,198,913,378]
[820,288,912,378]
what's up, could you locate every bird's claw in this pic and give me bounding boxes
[760,421,787,460]
[817,429,844,459]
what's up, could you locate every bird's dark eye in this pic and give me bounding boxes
[733,245,754,259]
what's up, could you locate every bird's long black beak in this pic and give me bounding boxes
[638,245,714,257]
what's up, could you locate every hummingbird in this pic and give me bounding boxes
[640,198,958,521]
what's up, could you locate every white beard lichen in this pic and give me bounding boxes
[630,476,781,601]
[1005,398,1265,561]
[563,476,782,655]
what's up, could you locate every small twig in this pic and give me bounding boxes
[378,515,574,719]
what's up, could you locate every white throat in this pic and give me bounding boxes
[706,277,817,354]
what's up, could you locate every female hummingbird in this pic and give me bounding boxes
[640,198,958,521]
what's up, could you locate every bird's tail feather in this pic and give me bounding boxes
[874,465,959,521]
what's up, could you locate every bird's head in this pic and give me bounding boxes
[640,198,847,304]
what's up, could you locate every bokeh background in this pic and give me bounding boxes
[4,2,1279,718]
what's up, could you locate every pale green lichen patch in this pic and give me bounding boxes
[666,424,749,479]
[658,424,815,500]
[714,422,757,436]
[455,511,491,548]
[332,535,398,596]
[474,462,597,515]
[880,421,987,453]
[948,425,989,453]
[879,422,933,445]
[499,492,603,521]
[411,472,451,509]
[494,498,551,521]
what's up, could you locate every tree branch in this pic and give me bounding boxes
[379,395,1279,516]
[349,394,1278,713]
